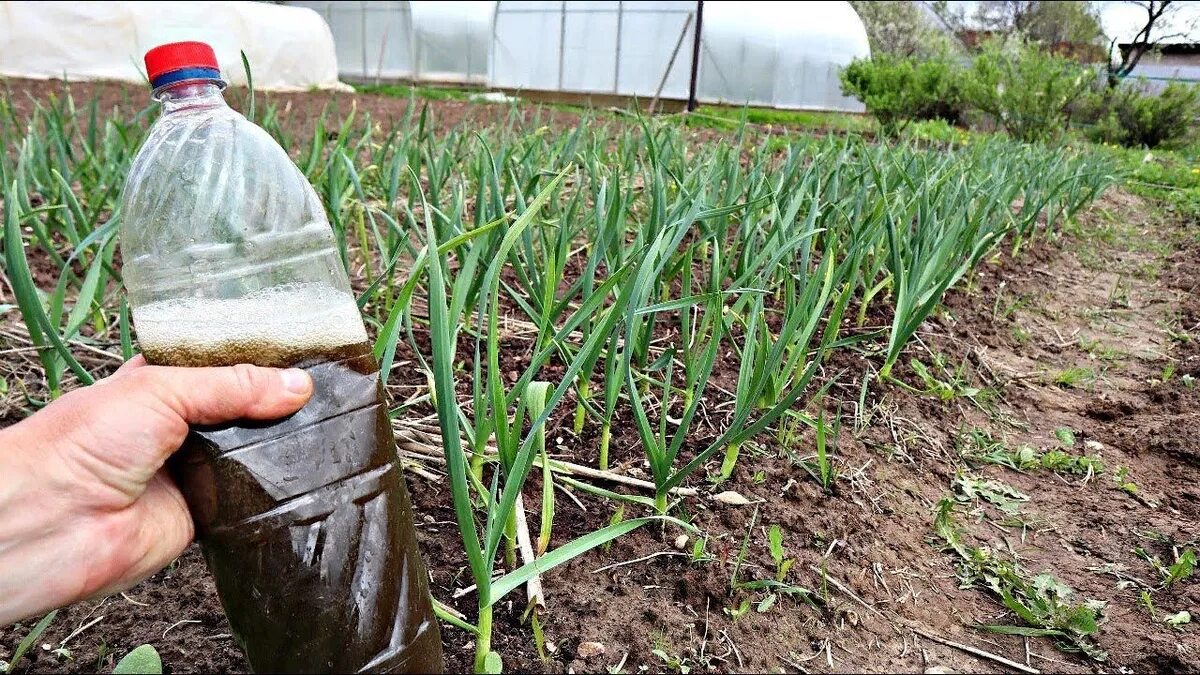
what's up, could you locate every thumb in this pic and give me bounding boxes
[128,363,314,426]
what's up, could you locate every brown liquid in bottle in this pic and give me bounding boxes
[151,341,444,673]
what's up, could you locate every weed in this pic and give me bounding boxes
[602,505,625,554]
[1108,274,1132,308]
[1114,466,1139,494]
[1040,450,1103,477]
[1160,363,1177,383]
[952,473,1028,515]
[1011,324,1032,344]
[1053,366,1096,389]
[1054,427,1076,447]
[992,284,1031,321]
[1135,546,1196,589]
[723,599,752,622]
[1167,549,1197,587]
[1078,337,1127,363]
[94,641,110,672]
[1165,610,1191,628]
[112,645,162,675]
[791,413,839,494]
[767,525,796,582]
[2,611,57,674]
[933,497,1107,660]
[650,632,692,673]
[905,356,982,401]
[1138,590,1157,618]
[958,428,1102,476]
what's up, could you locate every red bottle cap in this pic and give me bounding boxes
[144,41,222,90]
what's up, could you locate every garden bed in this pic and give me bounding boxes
[1,79,1197,674]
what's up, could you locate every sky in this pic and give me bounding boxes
[1095,1,1200,43]
[935,1,1200,44]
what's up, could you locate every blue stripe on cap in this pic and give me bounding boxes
[151,67,223,90]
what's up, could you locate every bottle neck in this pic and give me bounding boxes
[156,81,227,114]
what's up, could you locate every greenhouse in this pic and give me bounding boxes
[288,1,494,85]
[0,2,344,91]
[288,0,871,112]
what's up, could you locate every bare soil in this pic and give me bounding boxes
[1,79,1197,674]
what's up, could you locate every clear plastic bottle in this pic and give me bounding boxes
[119,41,443,674]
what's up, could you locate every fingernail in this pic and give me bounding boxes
[281,368,313,395]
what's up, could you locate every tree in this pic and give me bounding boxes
[1107,1,1197,86]
[973,1,1106,54]
[849,1,962,58]
[926,1,971,36]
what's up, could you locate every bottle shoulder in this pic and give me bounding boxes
[119,105,341,303]
[121,106,326,241]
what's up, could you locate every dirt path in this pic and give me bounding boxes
[800,190,1200,673]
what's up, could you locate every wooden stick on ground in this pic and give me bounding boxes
[912,629,1040,675]
[395,430,700,498]
[810,566,1041,675]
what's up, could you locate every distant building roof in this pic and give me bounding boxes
[959,29,1106,62]
[1116,42,1200,88]
[1118,42,1200,56]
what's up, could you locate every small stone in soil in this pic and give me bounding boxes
[674,534,689,550]
[577,641,606,659]
[714,490,751,505]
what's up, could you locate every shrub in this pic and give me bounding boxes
[1090,82,1200,149]
[962,37,1096,144]
[840,51,966,135]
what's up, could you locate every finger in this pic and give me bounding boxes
[113,354,148,377]
[92,355,147,386]
[126,363,313,426]
[118,354,148,371]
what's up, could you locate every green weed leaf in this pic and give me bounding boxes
[112,644,162,674]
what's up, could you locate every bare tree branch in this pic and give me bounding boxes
[1107,0,1191,85]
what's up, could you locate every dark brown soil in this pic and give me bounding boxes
[2,78,1197,674]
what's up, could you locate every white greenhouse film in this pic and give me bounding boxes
[700,1,869,111]
[291,1,494,84]
[1,1,345,91]
[492,0,868,111]
[287,0,870,112]
[411,1,494,84]
[491,1,696,98]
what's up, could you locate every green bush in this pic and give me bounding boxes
[1090,82,1200,149]
[962,38,1096,144]
[840,51,965,135]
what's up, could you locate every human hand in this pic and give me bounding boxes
[0,357,312,625]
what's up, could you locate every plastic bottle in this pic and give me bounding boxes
[118,41,444,673]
